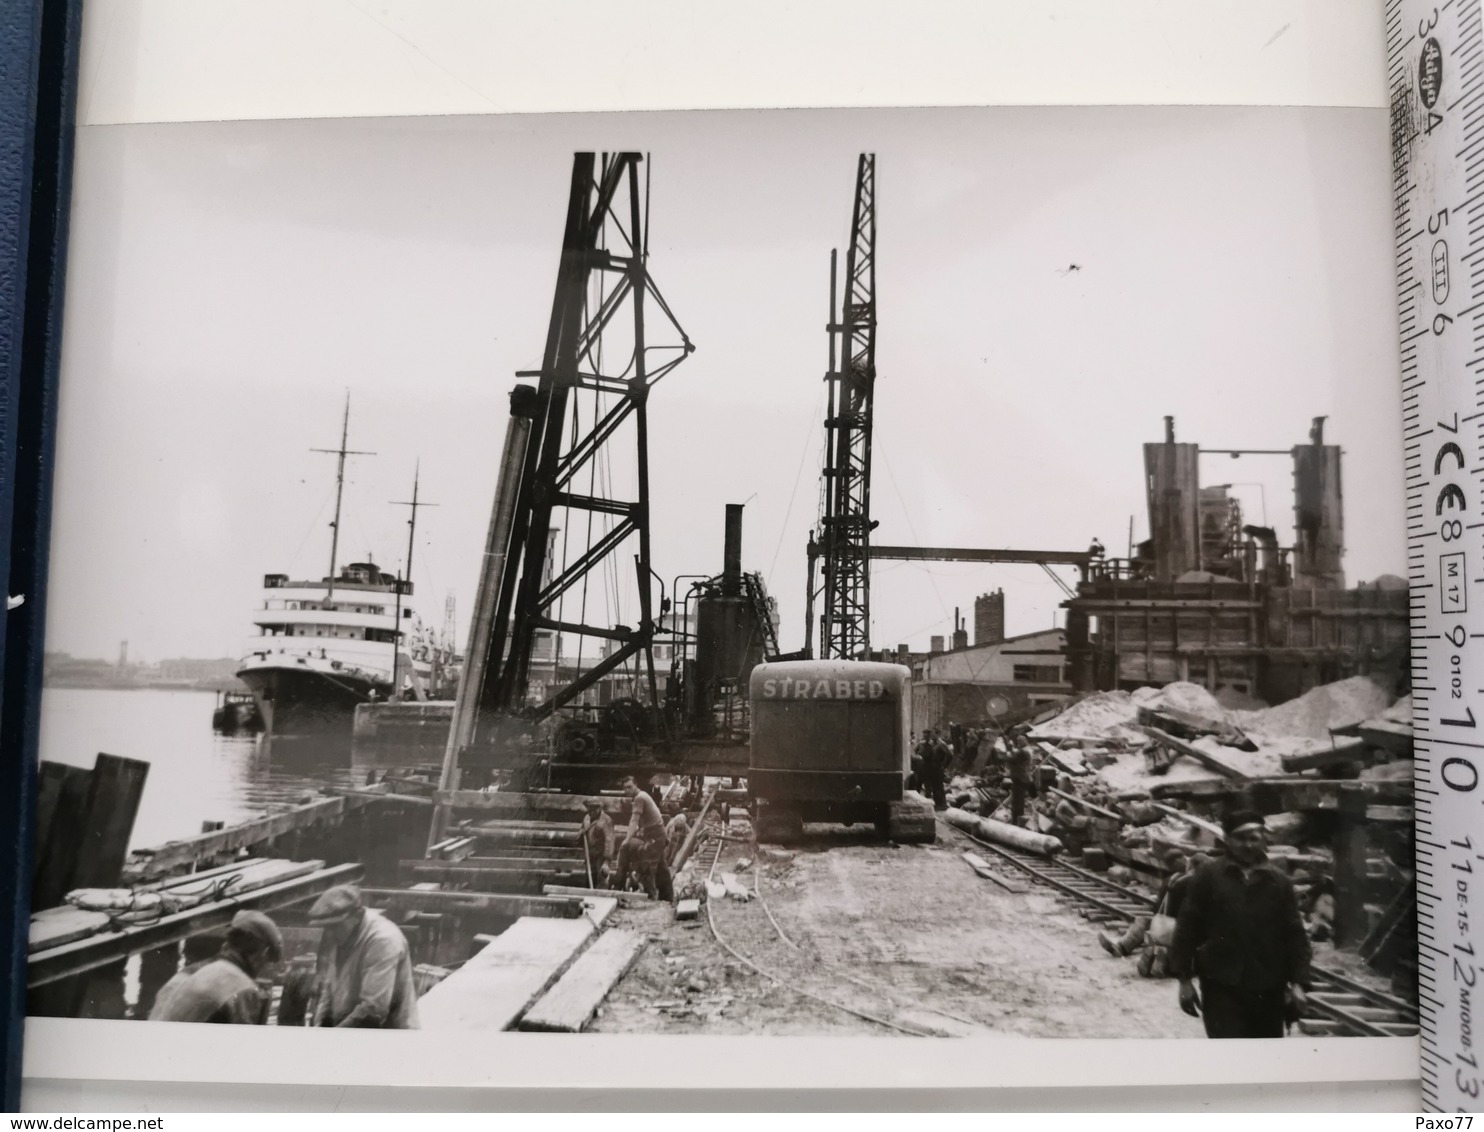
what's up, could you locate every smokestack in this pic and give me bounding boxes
[975,590,1006,646]
[951,608,968,650]
[723,504,743,596]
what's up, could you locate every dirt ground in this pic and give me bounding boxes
[591,816,1207,1038]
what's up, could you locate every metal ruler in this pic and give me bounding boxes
[1389,0,1484,1111]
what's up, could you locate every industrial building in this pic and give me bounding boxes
[1062,417,1409,703]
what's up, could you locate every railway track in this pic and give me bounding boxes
[950,826,1419,1038]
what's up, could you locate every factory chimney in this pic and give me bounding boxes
[723,504,744,597]
[952,607,968,651]
[975,590,1006,646]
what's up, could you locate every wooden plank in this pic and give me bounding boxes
[428,837,477,861]
[1142,727,1249,780]
[1279,737,1368,773]
[1150,777,1413,809]
[123,796,349,878]
[468,823,581,847]
[28,862,363,988]
[1148,802,1224,841]
[1046,787,1121,822]
[31,765,94,911]
[72,754,150,889]
[401,861,586,892]
[438,791,634,823]
[27,907,111,952]
[1366,805,1414,823]
[1349,719,1414,756]
[31,764,72,882]
[409,856,581,875]
[519,929,645,1032]
[961,852,1028,893]
[359,887,584,919]
[29,859,325,952]
[448,840,584,861]
[418,916,596,1031]
[543,885,651,906]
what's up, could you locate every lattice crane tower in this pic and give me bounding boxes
[817,154,878,660]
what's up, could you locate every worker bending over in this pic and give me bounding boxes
[308,884,420,1029]
[150,910,283,1024]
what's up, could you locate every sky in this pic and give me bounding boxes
[44,105,1406,664]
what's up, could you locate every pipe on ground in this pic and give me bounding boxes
[943,807,1063,857]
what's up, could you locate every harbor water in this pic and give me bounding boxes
[38,687,363,852]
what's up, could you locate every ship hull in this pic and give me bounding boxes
[237,665,387,738]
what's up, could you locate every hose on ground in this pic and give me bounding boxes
[702,835,933,1037]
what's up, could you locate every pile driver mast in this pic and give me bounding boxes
[436,152,693,803]
[807,154,878,660]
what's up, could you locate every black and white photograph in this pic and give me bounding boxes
[25,104,1415,1050]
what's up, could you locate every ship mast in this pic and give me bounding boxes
[390,462,437,701]
[312,394,373,603]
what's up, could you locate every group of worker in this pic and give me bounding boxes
[149,883,419,1029]
[1095,809,1314,1039]
[914,724,1038,825]
[576,775,677,901]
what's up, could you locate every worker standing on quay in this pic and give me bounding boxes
[915,729,949,811]
[150,910,283,1024]
[308,884,420,1029]
[1170,811,1312,1038]
[1007,728,1036,827]
[579,797,616,887]
[614,775,674,901]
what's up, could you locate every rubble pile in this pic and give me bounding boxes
[1232,675,1394,741]
[958,673,1416,985]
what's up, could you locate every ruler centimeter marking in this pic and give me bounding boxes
[1390,0,1484,1112]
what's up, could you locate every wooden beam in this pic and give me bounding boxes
[467,823,581,847]
[543,885,651,906]
[31,764,94,911]
[1148,802,1224,841]
[1142,726,1249,780]
[436,790,633,822]
[123,796,355,879]
[1045,786,1121,822]
[1279,738,1368,773]
[28,863,362,988]
[518,929,646,1032]
[1149,777,1413,810]
[412,855,580,874]
[1332,795,1370,946]
[400,861,586,891]
[72,754,150,889]
[358,887,584,919]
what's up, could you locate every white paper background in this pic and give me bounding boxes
[26,0,1419,1112]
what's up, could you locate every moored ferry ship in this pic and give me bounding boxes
[237,561,423,737]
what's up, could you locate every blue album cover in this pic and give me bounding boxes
[0,0,84,1113]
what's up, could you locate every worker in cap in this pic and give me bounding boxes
[579,797,616,888]
[149,910,283,1025]
[1169,808,1312,1038]
[307,884,420,1029]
